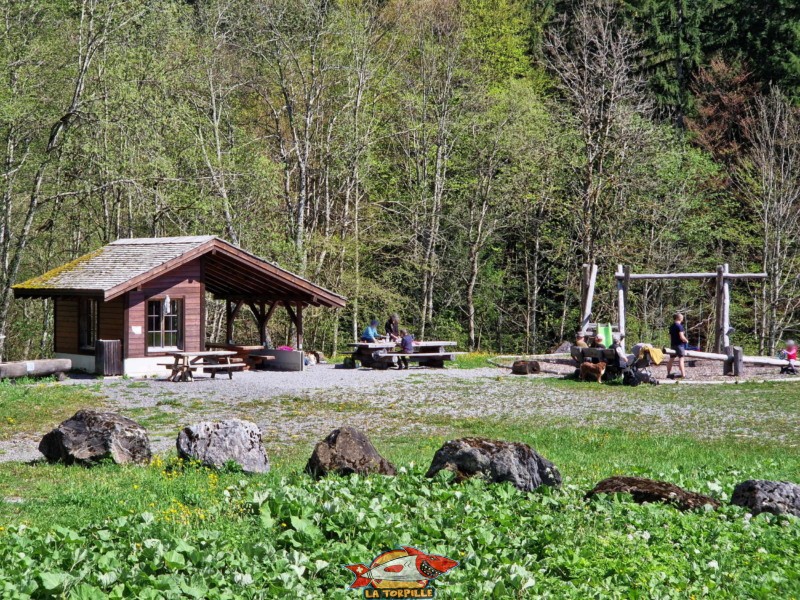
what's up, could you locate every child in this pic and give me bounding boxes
[780,340,798,375]
[397,329,414,370]
[360,320,383,343]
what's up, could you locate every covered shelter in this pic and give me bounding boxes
[13,236,346,376]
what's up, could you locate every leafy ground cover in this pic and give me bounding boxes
[0,376,798,598]
[0,429,797,597]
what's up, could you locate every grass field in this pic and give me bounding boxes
[0,379,103,443]
[0,373,797,598]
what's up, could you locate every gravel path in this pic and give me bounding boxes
[1,361,797,463]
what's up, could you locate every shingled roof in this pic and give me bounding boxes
[13,236,346,308]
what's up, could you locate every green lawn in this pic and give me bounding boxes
[0,379,104,442]
[0,378,797,598]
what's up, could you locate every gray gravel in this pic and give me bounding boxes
[1,361,797,463]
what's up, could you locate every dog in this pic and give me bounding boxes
[580,361,606,383]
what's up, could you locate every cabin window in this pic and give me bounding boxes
[78,298,99,351]
[147,298,183,351]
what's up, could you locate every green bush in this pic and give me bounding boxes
[0,462,797,598]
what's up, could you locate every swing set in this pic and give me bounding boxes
[577,263,796,376]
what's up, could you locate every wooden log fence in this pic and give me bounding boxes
[663,346,795,377]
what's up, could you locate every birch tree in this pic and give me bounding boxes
[741,87,800,353]
[0,0,143,359]
[390,0,465,339]
[545,0,650,264]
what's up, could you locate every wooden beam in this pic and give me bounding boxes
[722,263,732,349]
[663,347,730,361]
[723,273,768,280]
[714,265,725,353]
[264,301,278,324]
[581,263,597,333]
[616,264,626,351]
[739,355,796,367]
[296,302,304,351]
[665,346,794,367]
[617,272,767,281]
[284,301,297,327]
[225,299,243,344]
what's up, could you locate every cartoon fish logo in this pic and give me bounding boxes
[344,546,458,591]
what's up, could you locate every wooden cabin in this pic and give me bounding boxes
[13,236,346,376]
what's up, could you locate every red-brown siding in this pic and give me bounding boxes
[99,298,124,341]
[54,297,124,355]
[54,298,79,354]
[124,258,204,358]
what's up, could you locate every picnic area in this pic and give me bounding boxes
[2,0,800,595]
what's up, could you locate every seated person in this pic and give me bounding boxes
[397,329,414,370]
[575,332,589,348]
[591,334,606,349]
[610,334,628,369]
[780,339,798,375]
[360,320,383,343]
[587,333,606,364]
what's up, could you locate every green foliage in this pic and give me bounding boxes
[462,0,531,83]
[0,453,797,598]
[2,0,800,360]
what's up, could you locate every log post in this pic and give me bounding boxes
[732,346,744,377]
[580,264,589,326]
[225,299,243,345]
[616,264,627,352]
[247,302,270,347]
[723,345,733,376]
[284,302,304,351]
[714,265,724,353]
[262,302,278,348]
[296,303,304,351]
[581,263,598,333]
[722,263,731,349]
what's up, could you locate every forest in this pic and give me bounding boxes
[2,0,800,360]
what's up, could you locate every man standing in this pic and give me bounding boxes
[666,313,688,379]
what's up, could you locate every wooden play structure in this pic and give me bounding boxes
[580,263,797,376]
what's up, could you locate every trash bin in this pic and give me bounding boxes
[95,339,123,376]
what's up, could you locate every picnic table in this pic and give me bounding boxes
[159,350,243,382]
[348,340,461,369]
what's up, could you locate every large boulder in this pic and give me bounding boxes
[39,409,151,465]
[425,437,561,492]
[731,480,800,517]
[305,426,396,478]
[177,419,270,474]
[586,476,720,511]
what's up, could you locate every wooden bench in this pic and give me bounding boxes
[390,352,466,366]
[349,341,462,369]
[158,363,199,382]
[570,346,627,379]
[570,346,617,364]
[200,363,246,379]
[160,350,239,381]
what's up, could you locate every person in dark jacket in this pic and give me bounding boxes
[385,314,400,341]
[397,329,414,370]
[666,312,688,379]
